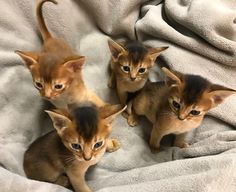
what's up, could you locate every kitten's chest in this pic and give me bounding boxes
[118,79,147,92]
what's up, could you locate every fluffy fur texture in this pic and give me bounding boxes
[127,67,236,151]
[107,39,168,105]
[24,104,126,192]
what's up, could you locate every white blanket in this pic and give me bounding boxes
[0,0,236,191]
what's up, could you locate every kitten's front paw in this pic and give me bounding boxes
[106,138,121,153]
[175,142,189,148]
[127,115,138,127]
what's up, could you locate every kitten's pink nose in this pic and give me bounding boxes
[83,154,92,161]
[178,115,185,121]
[130,77,136,81]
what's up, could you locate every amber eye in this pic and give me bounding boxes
[93,141,103,150]
[71,143,82,150]
[190,110,200,116]
[138,68,146,74]
[172,100,180,109]
[35,81,43,89]
[54,84,64,90]
[121,66,130,73]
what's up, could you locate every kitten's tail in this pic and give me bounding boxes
[36,0,57,41]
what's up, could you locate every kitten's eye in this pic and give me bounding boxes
[54,84,64,90]
[71,143,82,150]
[172,100,180,109]
[121,66,130,73]
[138,68,146,74]
[93,141,103,150]
[190,110,200,116]
[35,82,43,89]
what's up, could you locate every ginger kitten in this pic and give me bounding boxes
[15,0,104,109]
[107,39,168,105]
[127,67,236,151]
[24,103,126,192]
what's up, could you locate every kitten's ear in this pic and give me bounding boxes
[148,46,168,62]
[108,39,126,61]
[208,85,236,107]
[63,56,85,73]
[162,67,182,87]
[15,50,38,70]
[45,110,71,133]
[100,104,127,126]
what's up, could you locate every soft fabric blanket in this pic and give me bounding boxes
[0,0,236,191]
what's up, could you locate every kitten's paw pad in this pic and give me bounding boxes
[127,116,138,127]
[106,139,121,153]
[175,142,189,148]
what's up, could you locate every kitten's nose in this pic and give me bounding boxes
[178,115,185,121]
[83,154,92,161]
[130,77,136,81]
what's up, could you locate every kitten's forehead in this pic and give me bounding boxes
[72,105,99,142]
[125,41,148,64]
[38,55,68,82]
[181,74,210,105]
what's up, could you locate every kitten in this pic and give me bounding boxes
[107,39,168,106]
[127,67,236,151]
[15,0,104,109]
[24,103,126,192]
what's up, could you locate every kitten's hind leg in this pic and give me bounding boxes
[174,133,189,148]
[106,138,121,152]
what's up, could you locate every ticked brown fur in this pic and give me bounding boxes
[107,39,168,106]
[127,67,236,151]
[24,104,126,192]
[15,0,104,109]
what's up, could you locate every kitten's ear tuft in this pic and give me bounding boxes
[148,46,168,62]
[15,50,38,69]
[100,104,127,126]
[162,67,182,87]
[64,56,85,73]
[208,85,236,107]
[108,39,126,61]
[45,110,71,132]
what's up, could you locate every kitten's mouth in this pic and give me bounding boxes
[43,95,58,100]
